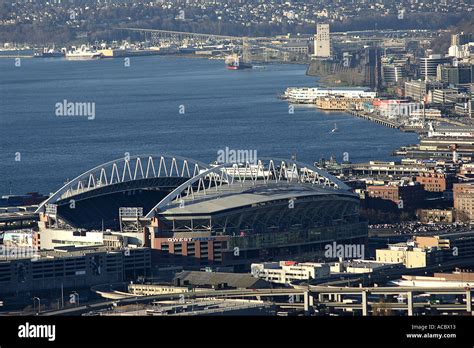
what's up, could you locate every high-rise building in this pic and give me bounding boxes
[439,65,472,86]
[419,55,451,80]
[382,64,406,85]
[314,23,331,58]
[404,80,427,101]
[365,47,382,91]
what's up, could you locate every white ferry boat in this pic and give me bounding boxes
[66,45,102,60]
[282,87,377,104]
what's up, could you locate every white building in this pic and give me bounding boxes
[330,260,403,274]
[375,242,441,269]
[37,228,104,250]
[251,261,330,285]
[2,229,34,248]
[36,225,144,250]
[314,23,331,58]
[419,54,451,80]
[448,43,474,59]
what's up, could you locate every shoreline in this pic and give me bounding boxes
[0,52,311,66]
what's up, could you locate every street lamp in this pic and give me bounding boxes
[33,297,41,314]
[71,292,79,307]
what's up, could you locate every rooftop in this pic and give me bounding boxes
[0,245,142,262]
[174,271,272,289]
[159,182,355,216]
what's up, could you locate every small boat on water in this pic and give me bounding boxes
[34,45,65,58]
[331,123,338,133]
[225,53,252,70]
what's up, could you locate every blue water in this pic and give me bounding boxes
[0,56,417,195]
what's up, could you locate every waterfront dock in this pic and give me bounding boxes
[347,110,400,129]
[0,54,34,58]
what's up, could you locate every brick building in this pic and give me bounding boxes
[415,172,456,192]
[453,183,474,222]
[366,182,425,209]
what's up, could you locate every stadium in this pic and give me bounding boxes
[36,155,367,270]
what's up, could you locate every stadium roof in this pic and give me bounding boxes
[159,182,356,216]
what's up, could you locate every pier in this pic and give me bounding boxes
[348,110,400,129]
[0,55,34,58]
